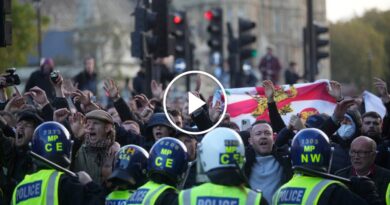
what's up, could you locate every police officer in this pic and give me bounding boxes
[128,137,188,205]
[177,127,268,205]
[272,128,380,205]
[105,145,149,204]
[11,121,105,205]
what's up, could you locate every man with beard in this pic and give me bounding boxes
[361,112,383,144]
[359,112,390,169]
[73,109,118,185]
[0,111,43,204]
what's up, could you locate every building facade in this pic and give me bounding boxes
[173,0,330,82]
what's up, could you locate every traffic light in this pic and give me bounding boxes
[0,0,12,47]
[152,0,174,58]
[238,17,256,62]
[171,11,188,60]
[314,24,329,63]
[131,6,156,58]
[204,8,223,65]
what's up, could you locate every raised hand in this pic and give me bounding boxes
[263,80,275,102]
[4,95,25,112]
[69,112,86,139]
[332,99,355,124]
[51,71,65,97]
[103,79,120,101]
[140,107,154,123]
[209,100,222,122]
[373,77,390,103]
[288,114,305,131]
[327,80,342,101]
[72,90,91,106]
[134,94,153,112]
[53,108,71,123]
[151,80,163,101]
[25,86,49,107]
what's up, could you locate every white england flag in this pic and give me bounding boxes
[214,80,337,130]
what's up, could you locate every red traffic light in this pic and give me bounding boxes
[173,15,183,24]
[204,10,213,21]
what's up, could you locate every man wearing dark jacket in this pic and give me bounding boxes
[0,111,44,204]
[245,120,292,204]
[335,136,390,204]
[25,58,56,101]
[73,57,98,95]
[12,121,105,205]
[329,109,362,173]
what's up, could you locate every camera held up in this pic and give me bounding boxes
[0,68,21,88]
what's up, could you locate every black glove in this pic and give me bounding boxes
[349,176,381,205]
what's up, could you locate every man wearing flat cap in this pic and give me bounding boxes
[73,109,119,185]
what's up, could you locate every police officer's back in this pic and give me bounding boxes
[105,145,149,204]
[128,137,188,205]
[177,127,268,205]
[11,121,105,205]
[272,128,380,205]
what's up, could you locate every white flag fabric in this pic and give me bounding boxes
[363,90,386,119]
[214,80,337,130]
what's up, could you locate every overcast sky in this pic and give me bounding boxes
[326,0,390,22]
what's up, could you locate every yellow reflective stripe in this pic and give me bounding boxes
[144,184,169,205]
[306,179,334,204]
[272,187,282,205]
[246,190,260,205]
[182,189,191,205]
[46,171,59,205]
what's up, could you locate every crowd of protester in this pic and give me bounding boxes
[1,57,390,205]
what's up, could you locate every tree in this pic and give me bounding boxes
[0,0,39,70]
[360,9,390,82]
[330,20,387,91]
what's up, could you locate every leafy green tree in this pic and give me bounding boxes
[360,9,390,82]
[330,20,387,91]
[0,0,38,71]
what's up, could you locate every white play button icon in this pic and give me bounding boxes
[163,70,227,135]
[188,92,206,115]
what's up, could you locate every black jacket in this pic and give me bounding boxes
[58,174,106,205]
[25,70,56,101]
[335,165,390,205]
[0,134,34,204]
[73,71,98,95]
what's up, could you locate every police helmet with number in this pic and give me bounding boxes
[290,128,332,172]
[109,145,149,187]
[148,137,188,183]
[31,121,72,168]
[198,127,245,173]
